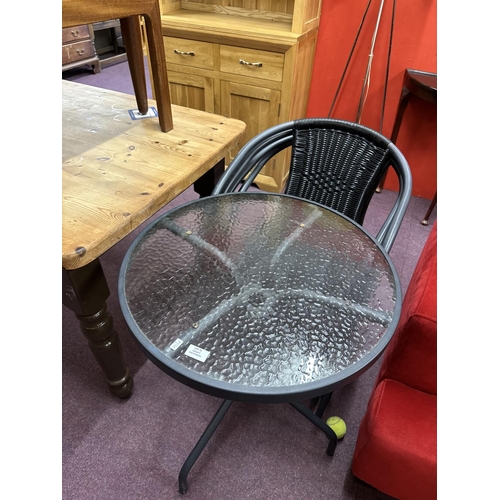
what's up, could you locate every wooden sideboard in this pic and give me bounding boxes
[62,24,101,73]
[158,0,322,192]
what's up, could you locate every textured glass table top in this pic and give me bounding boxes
[119,193,401,402]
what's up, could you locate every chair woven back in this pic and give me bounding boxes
[287,120,392,225]
[213,118,412,252]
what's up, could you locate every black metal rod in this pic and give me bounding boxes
[379,0,397,133]
[309,397,320,409]
[328,0,373,118]
[356,0,386,124]
[289,401,338,456]
[178,399,233,494]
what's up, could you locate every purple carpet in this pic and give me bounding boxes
[62,61,437,500]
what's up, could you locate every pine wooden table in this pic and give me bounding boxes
[63,0,173,132]
[62,80,246,398]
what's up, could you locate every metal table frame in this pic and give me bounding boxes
[118,192,402,493]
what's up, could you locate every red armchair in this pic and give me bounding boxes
[351,222,437,499]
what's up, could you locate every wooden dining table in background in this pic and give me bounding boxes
[62,0,173,132]
[62,81,246,398]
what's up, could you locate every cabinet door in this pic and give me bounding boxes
[167,71,215,113]
[221,80,284,192]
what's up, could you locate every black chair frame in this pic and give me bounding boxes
[213,118,412,252]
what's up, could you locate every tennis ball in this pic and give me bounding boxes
[326,416,347,439]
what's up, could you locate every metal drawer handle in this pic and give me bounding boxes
[76,49,85,55]
[174,49,195,56]
[71,30,80,36]
[239,59,263,67]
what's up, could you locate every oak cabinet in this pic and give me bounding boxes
[159,0,322,192]
[168,71,215,112]
[220,80,281,184]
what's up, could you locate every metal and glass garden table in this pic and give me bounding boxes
[118,192,402,493]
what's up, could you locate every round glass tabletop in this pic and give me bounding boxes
[119,192,401,402]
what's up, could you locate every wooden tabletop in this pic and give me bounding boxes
[62,80,246,270]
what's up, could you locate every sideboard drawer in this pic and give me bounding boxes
[220,45,284,82]
[62,40,95,65]
[62,25,91,44]
[164,36,214,70]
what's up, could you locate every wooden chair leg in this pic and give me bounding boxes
[142,4,174,132]
[421,192,437,226]
[120,16,148,115]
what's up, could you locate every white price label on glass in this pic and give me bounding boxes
[169,338,184,351]
[185,344,210,362]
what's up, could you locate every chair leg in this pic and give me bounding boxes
[421,192,437,225]
[142,4,174,132]
[120,16,148,115]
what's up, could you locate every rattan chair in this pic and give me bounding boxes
[213,118,412,253]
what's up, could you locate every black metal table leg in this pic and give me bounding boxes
[309,396,319,409]
[315,392,333,419]
[289,401,338,456]
[179,399,233,494]
[62,259,133,398]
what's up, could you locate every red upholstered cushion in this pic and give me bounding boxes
[375,222,437,394]
[351,379,437,500]
[351,223,438,498]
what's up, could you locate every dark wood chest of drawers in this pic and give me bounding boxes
[62,24,101,73]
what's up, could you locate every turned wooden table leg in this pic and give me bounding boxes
[62,259,133,398]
